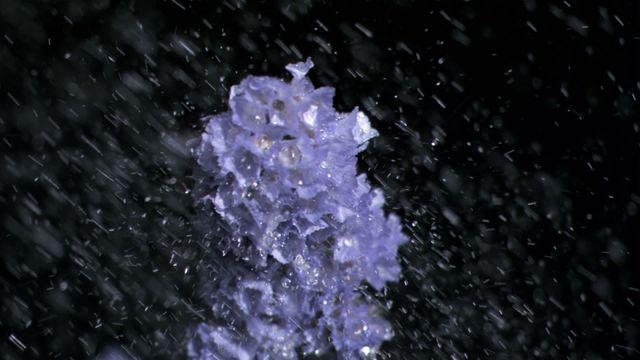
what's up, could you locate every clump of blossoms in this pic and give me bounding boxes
[189,59,407,359]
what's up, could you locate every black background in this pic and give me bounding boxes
[1,0,639,359]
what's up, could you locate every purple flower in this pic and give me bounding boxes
[190,58,407,359]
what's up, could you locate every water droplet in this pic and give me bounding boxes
[279,144,302,167]
[255,135,272,151]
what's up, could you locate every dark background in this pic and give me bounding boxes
[1,0,639,359]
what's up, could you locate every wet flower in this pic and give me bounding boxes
[190,58,407,359]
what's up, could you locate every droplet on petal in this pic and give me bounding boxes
[278,144,302,167]
[255,135,272,151]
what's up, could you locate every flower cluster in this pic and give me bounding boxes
[190,59,407,359]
